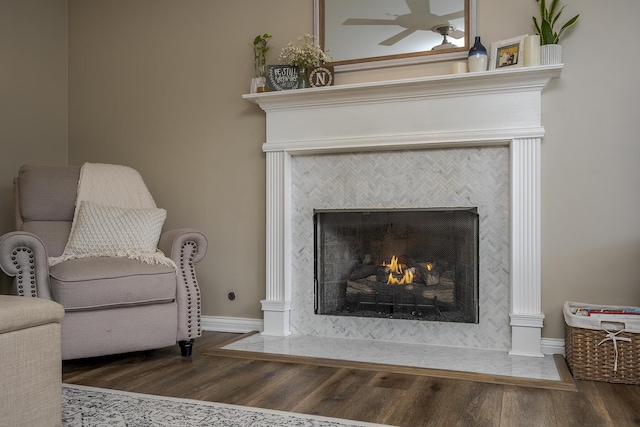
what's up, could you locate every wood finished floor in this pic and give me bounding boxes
[62,331,640,427]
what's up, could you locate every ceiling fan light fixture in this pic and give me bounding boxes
[431,24,462,50]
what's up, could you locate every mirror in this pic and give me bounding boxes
[315,0,476,71]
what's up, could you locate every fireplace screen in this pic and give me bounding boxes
[314,208,479,323]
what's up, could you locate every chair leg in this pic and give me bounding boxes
[178,339,195,357]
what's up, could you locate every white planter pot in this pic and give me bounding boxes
[541,44,562,65]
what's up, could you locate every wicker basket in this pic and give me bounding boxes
[564,302,640,384]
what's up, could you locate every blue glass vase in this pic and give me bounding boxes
[468,36,488,72]
[297,67,309,89]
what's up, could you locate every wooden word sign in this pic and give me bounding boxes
[266,65,299,91]
[308,66,334,88]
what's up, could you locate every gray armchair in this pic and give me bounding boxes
[0,164,207,360]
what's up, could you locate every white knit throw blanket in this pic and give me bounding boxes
[48,163,175,268]
[73,162,157,216]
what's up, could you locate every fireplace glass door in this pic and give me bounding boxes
[314,208,479,323]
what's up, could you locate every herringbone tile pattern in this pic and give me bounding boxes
[290,147,511,349]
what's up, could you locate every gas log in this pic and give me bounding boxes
[346,256,456,312]
[350,255,454,287]
[346,280,454,305]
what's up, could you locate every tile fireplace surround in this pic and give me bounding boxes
[244,65,563,358]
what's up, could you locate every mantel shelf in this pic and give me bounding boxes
[246,64,562,152]
[243,64,563,111]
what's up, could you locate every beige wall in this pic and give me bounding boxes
[484,0,640,339]
[0,0,68,233]
[3,0,639,340]
[67,0,313,321]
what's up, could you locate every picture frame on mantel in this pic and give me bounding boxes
[266,65,299,91]
[489,35,527,70]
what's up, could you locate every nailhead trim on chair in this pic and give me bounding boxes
[180,241,202,339]
[11,247,37,298]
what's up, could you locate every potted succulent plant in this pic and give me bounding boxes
[532,0,579,64]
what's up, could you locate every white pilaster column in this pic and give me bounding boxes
[261,151,292,336]
[510,137,545,357]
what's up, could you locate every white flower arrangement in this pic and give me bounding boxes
[278,34,332,69]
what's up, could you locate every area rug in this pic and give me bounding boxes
[62,384,390,427]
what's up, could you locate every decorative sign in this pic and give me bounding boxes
[266,65,299,91]
[308,66,334,88]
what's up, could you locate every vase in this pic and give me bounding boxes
[468,36,488,72]
[297,67,309,89]
[250,64,267,94]
[541,44,562,65]
[250,77,267,94]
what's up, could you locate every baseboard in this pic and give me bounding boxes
[541,337,565,355]
[201,316,264,334]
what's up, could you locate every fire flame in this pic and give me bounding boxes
[384,255,414,285]
[426,261,434,271]
[384,255,402,274]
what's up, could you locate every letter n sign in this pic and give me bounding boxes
[308,66,334,88]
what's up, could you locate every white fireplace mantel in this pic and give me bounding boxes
[244,65,562,357]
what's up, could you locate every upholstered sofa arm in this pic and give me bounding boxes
[0,295,64,334]
[0,295,64,426]
[158,229,207,264]
[0,232,52,299]
[158,229,207,346]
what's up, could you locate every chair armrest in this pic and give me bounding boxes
[158,229,207,342]
[0,231,52,299]
[0,295,64,334]
[158,228,207,264]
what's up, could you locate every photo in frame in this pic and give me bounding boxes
[489,35,527,70]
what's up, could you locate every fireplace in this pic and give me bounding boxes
[314,208,479,323]
[290,146,508,350]
[244,65,562,357]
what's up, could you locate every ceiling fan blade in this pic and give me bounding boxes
[379,28,417,46]
[405,0,431,14]
[342,18,399,26]
[450,29,465,39]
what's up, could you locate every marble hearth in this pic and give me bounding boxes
[244,65,562,357]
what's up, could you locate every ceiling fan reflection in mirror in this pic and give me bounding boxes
[340,0,465,47]
[316,0,475,71]
[431,25,465,50]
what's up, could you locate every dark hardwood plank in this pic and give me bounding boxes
[438,381,503,427]
[499,386,555,427]
[244,363,340,410]
[368,371,419,390]
[191,359,298,405]
[550,380,615,427]
[145,356,256,399]
[338,379,406,425]
[595,381,640,426]
[291,368,378,416]
[376,376,460,427]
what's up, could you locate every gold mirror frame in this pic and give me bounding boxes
[314,0,476,72]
